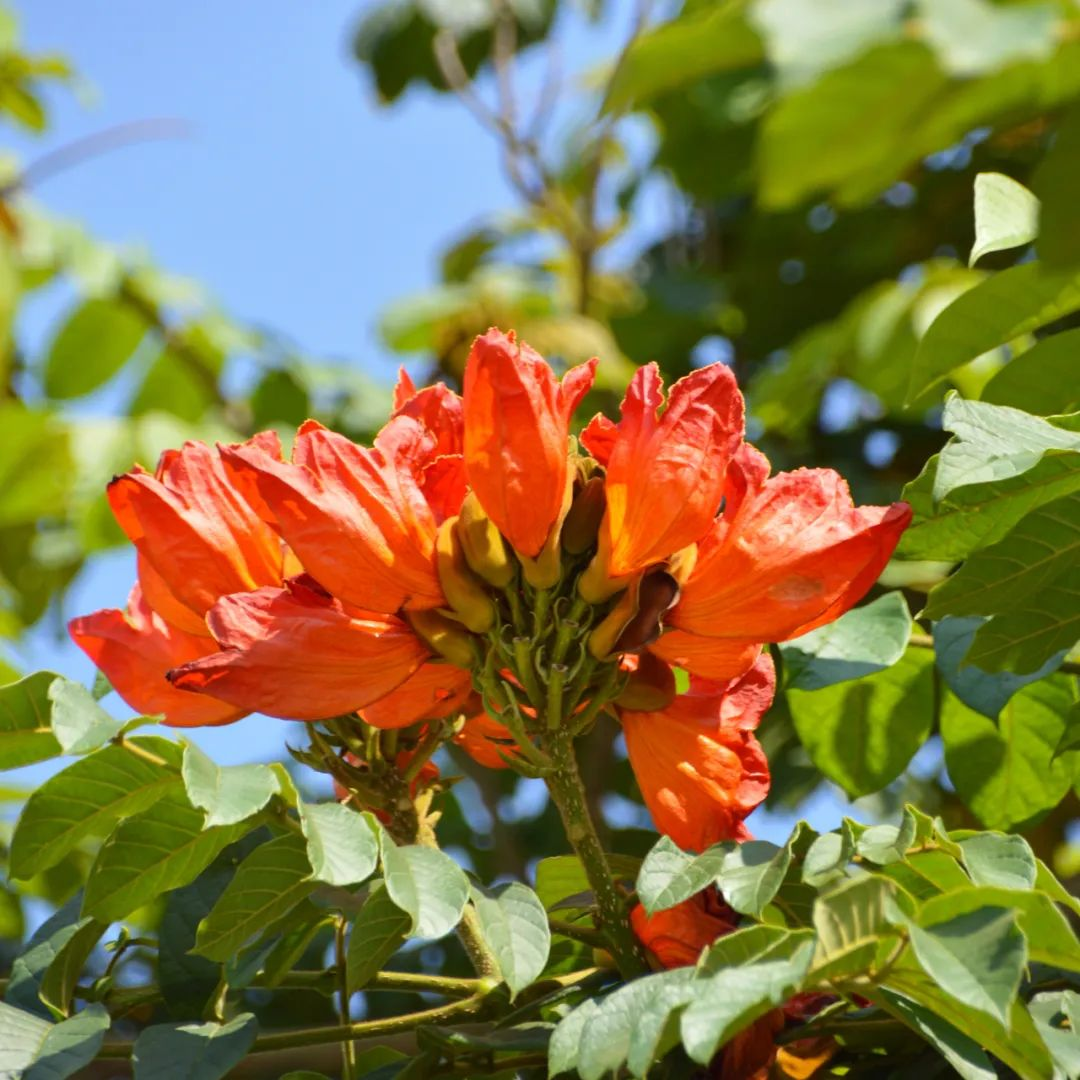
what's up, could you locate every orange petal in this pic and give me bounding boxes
[107,437,285,622]
[599,362,744,578]
[621,655,774,851]
[721,1011,785,1080]
[221,417,445,614]
[630,894,737,969]
[361,662,474,730]
[649,630,761,683]
[167,579,429,720]
[453,709,519,769]
[68,585,244,728]
[672,466,912,641]
[391,369,464,458]
[463,328,597,558]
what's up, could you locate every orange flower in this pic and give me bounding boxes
[581,362,743,588]
[69,584,245,728]
[463,328,596,558]
[630,890,738,969]
[392,367,464,459]
[620,654,774,851]
[652,444,911,682]
[166,577,429,720]
[453,709,520,769]
[361,662,474,730]
[107,434,286,631]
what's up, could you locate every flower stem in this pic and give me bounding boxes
[335,915,357,1080]
[542,728,647,978]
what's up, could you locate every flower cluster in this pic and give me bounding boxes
[71,328,909,848]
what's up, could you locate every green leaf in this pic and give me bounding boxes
[43,298,147,399]
[38,919,106,1019]
[548,998,599,1079]
[941,679,1079,830]
[24,1003,110,1080]
[0,1001,51,1074]
[418,1022,552,1056]
[298,801,379,887]
[346,881,411,994]
[535,854,640,913]
[82,787,261,922]
[801,826,854,887]
[10,737,183,879]
[131,1013,258,1080]
[811,873,898,981]
[855,810,917,866]
[1029,990,1080,1079]
[194,833,316,962]
[5,898,86,1019]
[0,670,61,771]
[470,883,550,998]
[182,742,280,827]
[981,328,1080,415]
[933,396,1080,502]
[907,264,1080,402]
[780,592,911,690]
[1054,701,1080,760]
[47,677,124,755]
[1033,99,1080,270]
[933,617,1064,719]
[717,839,792,917]
[969,172,1040,266]
[789,648,934,797]
[957,832,1036,890]
[0,407,72,529]
[636,835,730,915]
[874,988,996,1080]
[1036,856,1080,919]
[382,842,469,940]
[679,942,814,1064]
[905,906,1026,1027]
[898,449,1080,561]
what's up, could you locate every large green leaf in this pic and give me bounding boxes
[548,998,600,1080]
[24,1003,110,1080]
[534,853,640,913]
[0,670,61,771]
[0,1001,51,1074]
[1033,99,1080,269]
[780,591,911,690]
[908,264,1080,402]
[716,838,795,918]
[47,677,124,755]
[382,842,469,940]
[941,679,1079,830]
[82,787,260,922]
[194,833,316,962]
[346,881,411,994]
[10,737,183,878]
[981,328,1080,415]
[130,1013,258,1080]
[38,918,106,1019]
[956,832,1036,890]
[969,172,1039,266]
[636,835,730,915]
[5,898,87,1019]
[1028,990,1080,1079]
[0,407,72,529]
[182,742,280,827]
[932,396,1080,502]
[811,873,898,981]
[298,800,379,887]
[470,882,550,998]
[789,648,934,797]
[43,297,147,399]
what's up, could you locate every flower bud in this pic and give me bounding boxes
[561,475,606,555]
[588,568,680,661]
[436,517,496,633]
[577,527,625,604]
[456,492,513,589]
[407,609,478,669]
[588,580,639,661]
[615,652,676,712]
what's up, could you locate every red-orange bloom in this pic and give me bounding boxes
[463,328,596,558]
[360,662,474,730]
[392,367,464,459]
[631,891,738,970]
[621,654,773,851]
[453,709,520,769]
[167,577,428,720]
[653,444,911,682]
[107,434,286,630]
[69,584,245,728]
[582,362,743,581]
[221,417,446,614]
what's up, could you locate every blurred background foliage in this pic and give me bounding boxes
[2,0,1080,983]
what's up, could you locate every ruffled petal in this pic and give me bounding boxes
[672,467,911,641]
[68,585,244,728]
[463,328,597,558]
[599,362,744,578]
[391,368,464,459]
[621,654,774,851]
[221,418,444,613]
[167,579,429,720]
[361,662,474,730]
[107,436,285,623]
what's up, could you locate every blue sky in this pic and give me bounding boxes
[6,2,868,843]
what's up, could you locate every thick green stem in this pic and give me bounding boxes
[543,729,647,978]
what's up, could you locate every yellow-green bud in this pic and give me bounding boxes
[407,608,478,669]
[456,492,513,589]
[436,517,496,633]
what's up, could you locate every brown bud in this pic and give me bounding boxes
[562,475,606,555]
[615,570,679,653]
[615,652,676,712]
[436,517,496,634]
[407,609,478,669]
[457,492,513,589]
